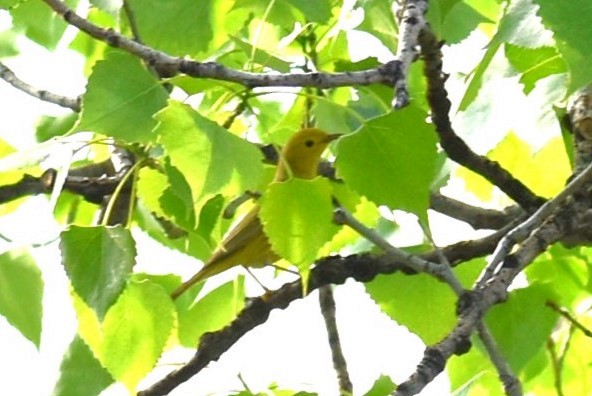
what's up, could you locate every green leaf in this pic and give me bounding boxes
[231,0,323,28]
[441,2,493,44]
[69,9,113,75]
[101,280,175,391]
[177,278,245,347]
[367,272,456,344]
[161,161,198,230]
[0,29,19,57]
[430,0,500,40]
[525,244,589,307]
[546,319,592,394]
[534,0,592,93]
[364,374,397,396]
[231,36,291,72]
[335,107,439,218]
[260,177,339,267]
[0,250,43,348]
[485,284,558,373]
[76,50,168,143]
[53,193,98,227]
[317,31,351,70]
[89,0,121,14]
[521,347,551,389]
[60,225,136,320]
[289,0,332,23]
[367,258,483,344]
[312,92,359,135]
[136,167,169,220]
[457,43,500,112]
[347,85,392,123]
[35,113,78,142]
[495,0,553,48]
[169,76,239,97]
[358,0,398,50]
[458,0,552,111]
[447,335,511,394]
[0,0,21,9]
[10,0,79,50]
[505,44,567,94]
[457,133,571,201]
[137,164,198,232]
[126,0,214,55]
[264,95,308,144]
[52,336,113,396]
[136,167,223,260]
[156,101,263,222]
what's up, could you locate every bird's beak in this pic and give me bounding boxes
[325,133,342,142]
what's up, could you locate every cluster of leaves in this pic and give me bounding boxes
[0,0,591,395]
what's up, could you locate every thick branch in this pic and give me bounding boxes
[0,169,56,203]
[418,28,546,212]
[395,188,588,394]
[567,85,592,174]
[139,228,505,396]
[477,160,592,287]
[430,192,524,230]
[41,0,401,90]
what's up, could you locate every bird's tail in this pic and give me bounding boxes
[170,263,219,300]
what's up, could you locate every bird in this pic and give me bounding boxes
[170,128,340,299]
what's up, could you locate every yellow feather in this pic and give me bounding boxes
[171,128,339,299]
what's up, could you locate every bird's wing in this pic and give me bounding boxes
[207,207,266,266]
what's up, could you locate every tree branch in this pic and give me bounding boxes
[421,223,522,396]
[139,225,507,396]
[0,61,80,111]
[476,323,522,396]
[41,0,402,90]
[418,27,546,212]
[394,183,590,394]
[476,160,592,288]
[429,192,524,230]
[391,0,428,108]
[546,300,592,338]
[318,286,353,395]
[0,169,56,204]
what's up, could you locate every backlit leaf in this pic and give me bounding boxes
[61,225,136,320]
[0,250,43,347]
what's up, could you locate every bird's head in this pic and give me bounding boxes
[276,128,340,181]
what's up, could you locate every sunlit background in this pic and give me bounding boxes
[0,1,563,394]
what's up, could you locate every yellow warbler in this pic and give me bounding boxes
[171,128,339,299]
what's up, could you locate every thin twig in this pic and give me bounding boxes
[318,286,353,395]
[546,338,565,396]
[0,61,80,111]
[333,207,457,285]
[222,96,250,129]
[546,301,592,338]
[421,222,522,395]
[122,0,143,43]
[477,323,522,396]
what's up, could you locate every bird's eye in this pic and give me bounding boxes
[305,139,314,147]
